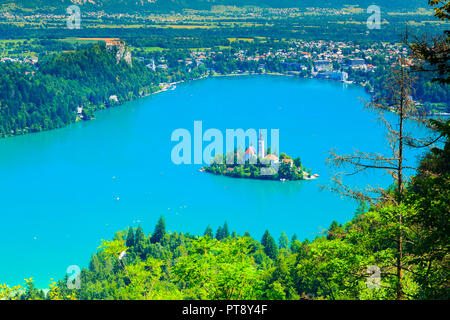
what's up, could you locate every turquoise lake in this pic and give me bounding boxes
[0,75,428,288]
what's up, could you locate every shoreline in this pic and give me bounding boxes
[200,166,319,182]
[147,72,448,118]
[140,71,349,102]
[2,71,446,140]
[0,70,375,140]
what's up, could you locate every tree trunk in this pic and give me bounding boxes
[396,61,405,300]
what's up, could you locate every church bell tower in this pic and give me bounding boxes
[258,130,265,159]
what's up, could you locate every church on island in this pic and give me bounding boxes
[202,129,319,181]
[244,130,293,167]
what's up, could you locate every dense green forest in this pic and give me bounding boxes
[1,123,448,299]
[0,44,190,137]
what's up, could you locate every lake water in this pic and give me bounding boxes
[0,75,428,287]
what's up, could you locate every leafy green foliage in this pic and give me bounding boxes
[173,237,264,299]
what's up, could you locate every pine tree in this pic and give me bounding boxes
[293,157,302,168]
[134,225,146,254]
[261,230,278,260]
[89,254,101,273]
[126,227,135,248]
[222,222,230,238]
[243,231,251,238]
[278,231,289,249]
[291,234,298,242]
[150,216,166,244]
[215,226,223,240]
[204,225,213,238]
[290,234,300,252]
[20,280,45,300]
[327,221,340,240]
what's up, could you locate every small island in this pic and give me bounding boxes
[202,132,318,181]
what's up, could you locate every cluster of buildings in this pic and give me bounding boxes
[1,36,408,88]
[147,39,408,83]
[242,131,292,168]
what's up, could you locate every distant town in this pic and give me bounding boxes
[2,36,446,115]
[0,38,408,85]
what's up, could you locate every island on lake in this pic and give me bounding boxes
[202,131,318,181]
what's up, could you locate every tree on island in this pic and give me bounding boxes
[205,151,308,181]
[279,153,291,160]
[293,157,302,169]
[278,161,295,179]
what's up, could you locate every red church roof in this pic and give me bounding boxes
[245,146,256,155]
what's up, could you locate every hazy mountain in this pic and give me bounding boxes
[1,0,429,13]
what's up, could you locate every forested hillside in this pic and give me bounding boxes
[0,44,161,137]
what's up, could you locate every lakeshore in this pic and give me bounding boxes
[200,167,319,182]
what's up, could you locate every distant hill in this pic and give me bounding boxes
[1,0,429,13]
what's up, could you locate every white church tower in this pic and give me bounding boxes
[258,130,265,158]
